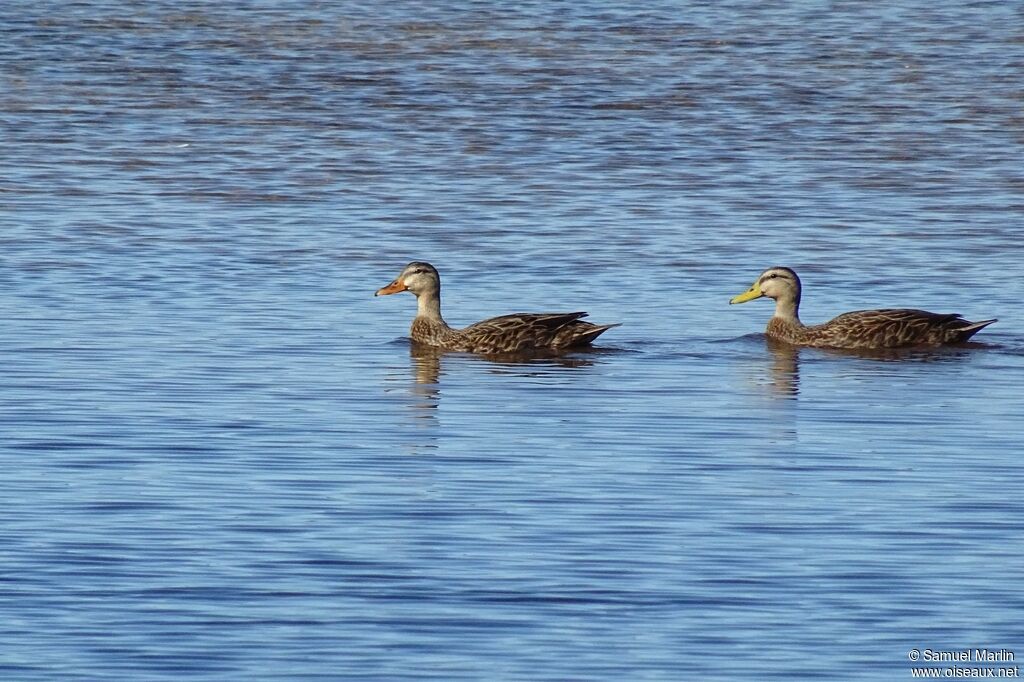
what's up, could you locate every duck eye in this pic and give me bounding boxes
[768,273,778,279]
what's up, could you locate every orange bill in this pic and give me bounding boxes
[375,279,407,296]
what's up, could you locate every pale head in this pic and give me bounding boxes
[375,261,441,298]
[730,266,802,304]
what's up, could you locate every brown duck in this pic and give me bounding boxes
[375,262,620,353]
[730,266,996,349]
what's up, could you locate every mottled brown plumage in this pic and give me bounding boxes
[375,262,619,354]
[731,266,996,349]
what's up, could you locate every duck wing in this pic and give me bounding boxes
[459,312,618,354]
[813,309,996,348]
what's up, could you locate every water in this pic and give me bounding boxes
[3,2,1024,680]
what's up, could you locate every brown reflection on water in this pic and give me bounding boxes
[402,342,607,455]
[814,342,989,363]
[761,337,990,399]
[409,341,604,384]
[398,344,442,456]
[410,343,444,387]
[765,338,801,398]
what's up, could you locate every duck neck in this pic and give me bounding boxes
[415,289,446,326]
[772,291,802,327]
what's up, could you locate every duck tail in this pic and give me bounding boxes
[573,322,622,345]
[957,318,997,341]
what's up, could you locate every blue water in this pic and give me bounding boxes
[2,2,1023,680]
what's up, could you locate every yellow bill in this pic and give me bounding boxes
[730,283,763,304]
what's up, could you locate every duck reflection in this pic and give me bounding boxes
[816,342,986,363]
[765,337,801,397]
[410,343,444,387]
[761,336,989,398]
[394,344,443,455]
[410,341,604,384]
[402,342,609,454]
[407,344,443,422]
[761,335,991,399]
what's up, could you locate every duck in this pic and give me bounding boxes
[375,261,620,354]
[729,266,997,349]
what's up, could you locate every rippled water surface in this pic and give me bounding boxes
[3,2,1024,680]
